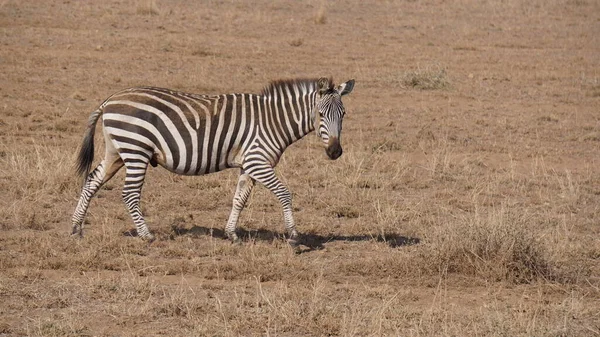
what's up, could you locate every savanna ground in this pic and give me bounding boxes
[1,0,599,336]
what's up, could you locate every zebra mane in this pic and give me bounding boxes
[260,78,330,97]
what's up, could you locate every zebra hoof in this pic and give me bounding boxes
[226,231,241,245]
[71,226,83,238]
[142,233,156,243]
[287,237,302,254]
[231,235,242,245]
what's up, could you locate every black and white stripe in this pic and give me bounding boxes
[71,77,354,245]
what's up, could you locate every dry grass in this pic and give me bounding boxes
[314,2,327,24]
[419,206,555,283]
[136,0,160,16]
[399,64,451,90]
[1,0,599,335]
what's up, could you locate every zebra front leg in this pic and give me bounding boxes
[122,163,155,242]
[246,165,300,248]
[225,172,255,243]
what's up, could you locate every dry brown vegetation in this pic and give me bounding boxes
[1,0,599,336]
[399,64,451,90]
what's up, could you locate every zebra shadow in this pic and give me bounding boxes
[166,225,420,252]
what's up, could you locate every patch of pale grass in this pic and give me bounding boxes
[24,318,89,337]
[408,279,596,337]
[0,141,76,230]
[314,2,327,24]
[420,205,555,283]
[399,64,451,90]
[136,0,160,15]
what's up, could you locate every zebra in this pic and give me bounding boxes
[71,77,354,246]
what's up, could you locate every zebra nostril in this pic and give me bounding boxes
[326,141,343,160]
[333,147,342,159]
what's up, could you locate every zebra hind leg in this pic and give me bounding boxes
[71,157,123,237]
[121,161,155,242]
[225,172,255,244]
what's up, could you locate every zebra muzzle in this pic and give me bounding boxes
[326,138,343,160]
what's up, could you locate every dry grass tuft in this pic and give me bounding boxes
[399,64,451,90]
[0,142,75,230]
[289,38,304,47]
[136,0,160,16]
[314,3,327,24]
[420,206,555,283]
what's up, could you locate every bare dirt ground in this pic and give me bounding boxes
[1,0,599,336]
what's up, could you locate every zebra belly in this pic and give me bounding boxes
[154,146,244,176]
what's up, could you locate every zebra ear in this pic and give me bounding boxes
[336,79,355,96]
[317,77,332,95]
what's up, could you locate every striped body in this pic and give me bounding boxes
[104,86,316,175]
[71,78,354,245]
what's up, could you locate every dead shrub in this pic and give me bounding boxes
[400,64,451,90]
[420,206,555,283]
[289,38,304,47]
[136,0,160,15]
[314,3,327,24]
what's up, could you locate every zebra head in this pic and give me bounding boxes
[315,77,355,160]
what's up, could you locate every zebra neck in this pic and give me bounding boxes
[261,90,317,148]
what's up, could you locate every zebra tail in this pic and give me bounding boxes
[76,109,103,177]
